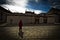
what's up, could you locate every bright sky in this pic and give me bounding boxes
[1,0,51,14]
[0,0,60,14]
[1,0,29,13]
[1,0,47,14]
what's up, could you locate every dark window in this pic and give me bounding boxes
[43,18,47,23]
[0,14,3,21]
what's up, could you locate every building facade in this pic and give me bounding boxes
[0,6,60,26]
[47,8,60,24]
[0,6,11,25]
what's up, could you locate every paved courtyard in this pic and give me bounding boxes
[0,25,60,40]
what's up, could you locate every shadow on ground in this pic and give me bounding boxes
[0,27,18,40]
[45,25,60,40]
[0,25,60,40]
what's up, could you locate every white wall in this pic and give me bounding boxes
[39,17,43,23]
[47,17,55,23]
[7,16,35,25]
[7,15,56,25]
[7,16,19,25]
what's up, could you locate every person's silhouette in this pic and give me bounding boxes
[18,20,23,38]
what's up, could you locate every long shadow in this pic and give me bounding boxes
[45,25,60,40]
[0,27,18,40]
[0,24,60,40]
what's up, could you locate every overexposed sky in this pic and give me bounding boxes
[1,0,47,14]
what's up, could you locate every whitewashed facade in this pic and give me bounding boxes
[0,6,60,26]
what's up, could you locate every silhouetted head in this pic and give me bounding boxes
[19,20,22,24]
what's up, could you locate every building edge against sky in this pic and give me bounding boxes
[1,5,47,14]
[0,6,60,26]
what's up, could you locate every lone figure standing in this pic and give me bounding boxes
[19,20,23,31]
[18,20,23,38]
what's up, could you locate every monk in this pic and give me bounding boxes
[19,20,23,31]
[18,20,23,38]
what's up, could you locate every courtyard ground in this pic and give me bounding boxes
[0,25,60,40]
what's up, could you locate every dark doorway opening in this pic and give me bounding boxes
[43,17,47,23]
